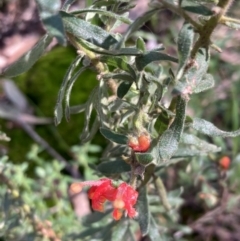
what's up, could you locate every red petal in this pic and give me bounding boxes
[92,196,106,212]
[112,209,123,221]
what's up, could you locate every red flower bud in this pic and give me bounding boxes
[128,134,150,152]
[219,156,231,170]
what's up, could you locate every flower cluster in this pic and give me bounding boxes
[70,178,138,220]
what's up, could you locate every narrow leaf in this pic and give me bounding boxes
[136,51,178,71]
[100,127,128,144]
[82,210,111,226]
[80,87,98,141]
[116,9,159,49]
[117,82,132,99]
[181,0,213,16]
[2,34,52,77]
[71,8,132,25]
[181,133,221,153]
[65,66,87,121]
[97,159,131,175]
[157,96,187,163]
[136,37,146,52]
[191,118,240,137]
[61,11,118,49]
[103,73,134,82]
[177,22,194,78]
[36,0,66,45]
[54,55,82,125]
[136,186,150,236]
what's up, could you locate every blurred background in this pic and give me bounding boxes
[1,0,240,240]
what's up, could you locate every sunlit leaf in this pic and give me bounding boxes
[100,56,136,78]
[177,22,194,79]
[194,73,215,93]
[61,11,118,49]
[157,96,187,163]
[191,118,240,137]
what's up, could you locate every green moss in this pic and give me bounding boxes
[4,46,99,162]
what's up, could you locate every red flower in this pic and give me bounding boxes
[128,133,151,152]
[70,178,138,220]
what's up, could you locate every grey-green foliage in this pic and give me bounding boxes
[36,0,66,45]
[2,35,52,77]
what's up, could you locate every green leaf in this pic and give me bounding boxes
[65,66,87,121]
[136,51,178,71]
[54,55,82,125]
[181,0,213,16]
[36,0,66,45]
[157,96,187,163]
[71,8,132,25]
[82,210,111,226]
[136,186,150,236]
[181,133,221,153]
[61,11,118,49]
[80,87,98,141]
[116,9,159,49]
[136,37,146,52]
[100,127,128,144]
[2,34,52,77]
[191,118,240,137]
[103,73,134,82]
[117,82,133,99]
[148,215,163,241]
[97,159,131,175]
[112,220,129,241]
[100,56,136,78]
[75,38,142,56]
[177,22,194,79]
[174,47,210,95]
[194,73,215,93]
[135,152,154,166]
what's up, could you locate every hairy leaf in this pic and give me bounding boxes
[177,22,194,79]
[2,34,52,77]
[194,73,215,93]
[157,96,187,163]
[191,118,240,137]
[112,220,129,241]
[61,11,118,49]
[136,186,150,236]
[148,215,163,241]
